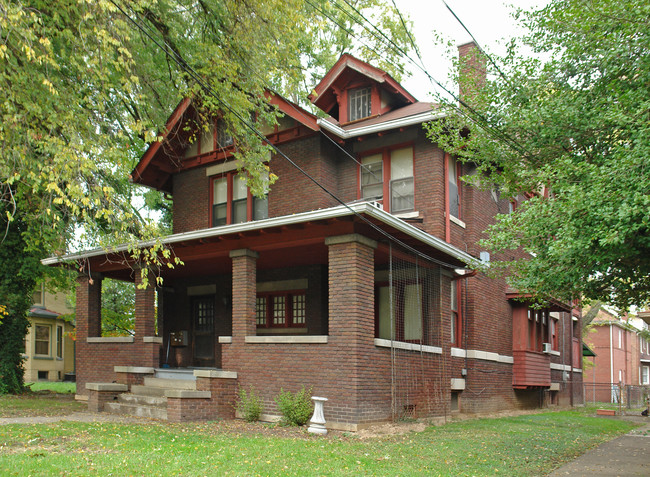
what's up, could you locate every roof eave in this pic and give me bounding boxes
[318,110,446,139]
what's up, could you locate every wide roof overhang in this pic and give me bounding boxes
[43,202,475,283]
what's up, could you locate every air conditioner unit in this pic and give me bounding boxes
[542,342,552,353]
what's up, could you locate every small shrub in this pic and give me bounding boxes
[235,386,263,422]
[274,386,313,426]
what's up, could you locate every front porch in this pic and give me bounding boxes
[67,204,473,428]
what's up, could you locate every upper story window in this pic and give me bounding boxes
[360,146,414,214]
[185,121,232,158]
[448,155,461,218]
[527,309,551,352]
[348,86,371,121]
[211,171,269,226]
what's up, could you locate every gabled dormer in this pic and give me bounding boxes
[309,53,417,124]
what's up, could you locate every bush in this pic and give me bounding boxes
[235,386,263,422]
[274,386,313,426]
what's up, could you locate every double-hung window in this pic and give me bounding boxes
[360,146,414,214]
[448,155,461,218]
[450,280,462,347]
[212,171,269,226]
[256,291,306,328]
[348,86,371,121]
[34,325,50,356]
[376,282,422,342]
[56,325,63,359]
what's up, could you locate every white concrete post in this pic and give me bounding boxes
[308,396,328,435]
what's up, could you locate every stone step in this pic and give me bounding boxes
[118,393,167,408]
[104,402,167,420]
[143,377,197,390]
[130,385,167,397]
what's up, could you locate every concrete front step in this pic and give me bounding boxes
[130,385,167,397]
[154,368,197,380]
[118,393,167,408]
[104,401,167,420]
[143,377,197,390]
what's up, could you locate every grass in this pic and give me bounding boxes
[25,382,76,394]
[0,407,641,476]
[0,383,83,418]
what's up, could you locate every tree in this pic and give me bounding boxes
[427,0,650,310]
[0,0,413,392]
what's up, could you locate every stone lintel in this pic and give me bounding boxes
[143,336,163,344]
[114,366,155,374]
[194,370,238,379]
[229,249,259,259]
[324,233,377,249]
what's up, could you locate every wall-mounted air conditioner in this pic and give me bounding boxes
[542,342,552,354]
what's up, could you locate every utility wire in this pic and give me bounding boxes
[110,0,467,270]
[441,0,513,89]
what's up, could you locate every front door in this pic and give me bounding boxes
[192,295,215,367]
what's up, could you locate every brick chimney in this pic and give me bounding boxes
[457,41,487,106]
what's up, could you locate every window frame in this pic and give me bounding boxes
[374,280,424,344]
[34,324,51,357]
[210,170,269,227]
[348,86,372,122]
[184,119,233,159]
[256,290,307,329]
[450,279,463,347]
[358,144,415,214]
[447,155,462,219]
[56,325,63,359]
[527,309,551,352]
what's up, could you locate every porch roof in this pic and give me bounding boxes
[43,202,475,281]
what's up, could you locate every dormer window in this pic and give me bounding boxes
[348,86,371,121]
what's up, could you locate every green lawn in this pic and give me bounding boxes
[0,409,640,476]
[25,382,76,394]
[0,383,83,418]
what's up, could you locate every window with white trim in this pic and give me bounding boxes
[641,366,649,385]
[450,280,462,347]
[448,156,461,218]
[34,325,50,356]
[360,146,414,214]
[56,325,63,359]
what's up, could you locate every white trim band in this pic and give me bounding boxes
[245,335,328,344]
[450,347,514,364]
[87,337,134,344]
[374,339,442,355]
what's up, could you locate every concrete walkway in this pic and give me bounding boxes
[548,422,650,476]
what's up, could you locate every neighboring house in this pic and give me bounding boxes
[45,43,583,428]
[583,307,650,403]
[23,283,75,382]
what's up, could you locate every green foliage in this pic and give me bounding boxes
[274,386,313,426]
[235,386,263,422]
[427,0,650,310]
[100,279,135,336]
[26,381,76,394]
[0,0,413,389]
[0,206,44,394]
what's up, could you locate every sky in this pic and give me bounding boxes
[394,0,548,101]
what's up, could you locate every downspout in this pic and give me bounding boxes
[444,152,451,243]
[569,308,574,407]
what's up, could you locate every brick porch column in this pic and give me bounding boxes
[134,268,156,337]
[75,272,103,397]
[229,249,259,340]
[76,272,103,340]
[325,234,377,421]
[135,268,159,367]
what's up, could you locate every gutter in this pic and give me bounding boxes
[42,202,475,268]
[318,110,447,139]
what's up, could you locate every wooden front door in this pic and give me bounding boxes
[192,295,215,367]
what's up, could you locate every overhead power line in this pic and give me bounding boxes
[109,0,468,270]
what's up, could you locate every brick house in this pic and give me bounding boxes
[583,307,650,403]
[45,44,583,429]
